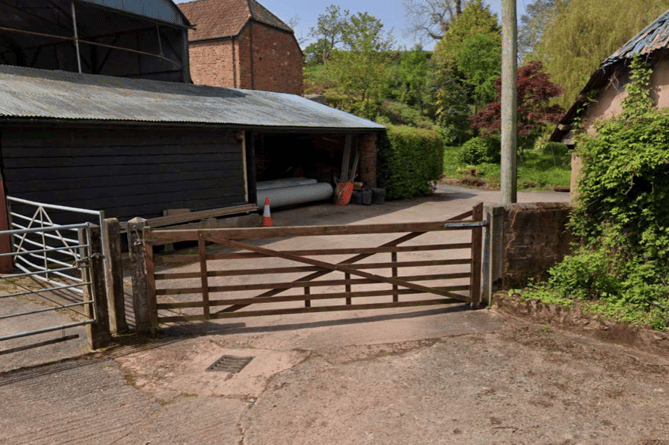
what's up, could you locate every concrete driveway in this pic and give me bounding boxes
[7,186,669,444]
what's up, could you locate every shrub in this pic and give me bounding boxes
[458,136,501,165]
[377,125,445,199]
[547,249,619,300]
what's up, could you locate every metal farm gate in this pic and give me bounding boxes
[136,204,485,329]
[0,197,108,348]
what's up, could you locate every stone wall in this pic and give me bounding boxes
[501,202,573,289]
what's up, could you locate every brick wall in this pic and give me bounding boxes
[501,203,573,288]
[189,40,236,87]
[188,23,303,95]
[247,23,303,95]
[359,133,378,188]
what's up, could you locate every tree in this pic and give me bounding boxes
[538,0,669,108]
[469,61,564,150]
[402,0,464,41]
[305,5,349,64]
[432,0,500,67]
[430,0,500,137]
[393,45,431,110]
[327,12,394,118]
[434,71,472,144]
[518,0,569,61]
[455,34,501,109]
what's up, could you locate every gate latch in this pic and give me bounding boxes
[443,221,488,228]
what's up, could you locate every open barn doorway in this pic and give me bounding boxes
[250,132,371,210]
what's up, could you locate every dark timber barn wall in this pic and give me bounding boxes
[0,125,248,223]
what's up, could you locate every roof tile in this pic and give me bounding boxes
[178,0,292,41]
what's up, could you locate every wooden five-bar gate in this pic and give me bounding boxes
[137,204,484,329]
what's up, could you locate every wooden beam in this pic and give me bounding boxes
[216,231,425,313]
[156,272,470,295]
[141,203,257,230]
[157,286,471,309]
[154,258,472,280]
[153,244,474,264]
[340,134,353,182]
[159,298,464,323]
[147,219,479,243]
[223,239,471,302]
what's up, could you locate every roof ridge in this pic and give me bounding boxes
[242,0,253,22]
[246,0,292,32]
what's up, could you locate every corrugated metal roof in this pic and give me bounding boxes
[0,65,384,131]
[551,8,669,142]
[80,0,191,28]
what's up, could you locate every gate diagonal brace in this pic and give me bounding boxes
[213,208,478,314]
[219,239,471,303]
[215,231,425,313]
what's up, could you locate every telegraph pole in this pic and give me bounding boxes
[501,0,518,203]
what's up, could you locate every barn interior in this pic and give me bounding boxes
[255,133,356,185]
[0,0,191,82]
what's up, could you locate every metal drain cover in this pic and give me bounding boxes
[206,355,254,373]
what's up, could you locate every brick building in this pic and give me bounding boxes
[178,0,303,95]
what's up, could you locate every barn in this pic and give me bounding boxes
[178,0,304,95]
[0,65,384,226]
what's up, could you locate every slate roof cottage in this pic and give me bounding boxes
[551,8,669,200]
[178,0,303,95]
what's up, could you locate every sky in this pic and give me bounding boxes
[175,0,530,51]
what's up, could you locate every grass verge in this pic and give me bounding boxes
[443,146,571,190]
[512,284,669,331]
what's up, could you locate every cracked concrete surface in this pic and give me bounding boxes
[5,187,669,444]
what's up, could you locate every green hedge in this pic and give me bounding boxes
[377,125,445,199]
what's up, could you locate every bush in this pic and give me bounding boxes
[377,125,445,199]
[523,59,669,329]
[547,249,619,300]
[458,136,501,165]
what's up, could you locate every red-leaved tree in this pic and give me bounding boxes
[469,61,564,148]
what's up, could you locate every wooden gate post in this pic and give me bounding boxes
[470,203,484,308]
[102,218,128,334]
[80,226,112,349]
[128,217,155,336]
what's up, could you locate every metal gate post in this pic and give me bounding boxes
[128,217,155,336]
[470,203,484,308]
[482,205,505,305]
[80,226,112,349]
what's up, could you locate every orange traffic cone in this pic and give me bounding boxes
[261,197,273,227]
